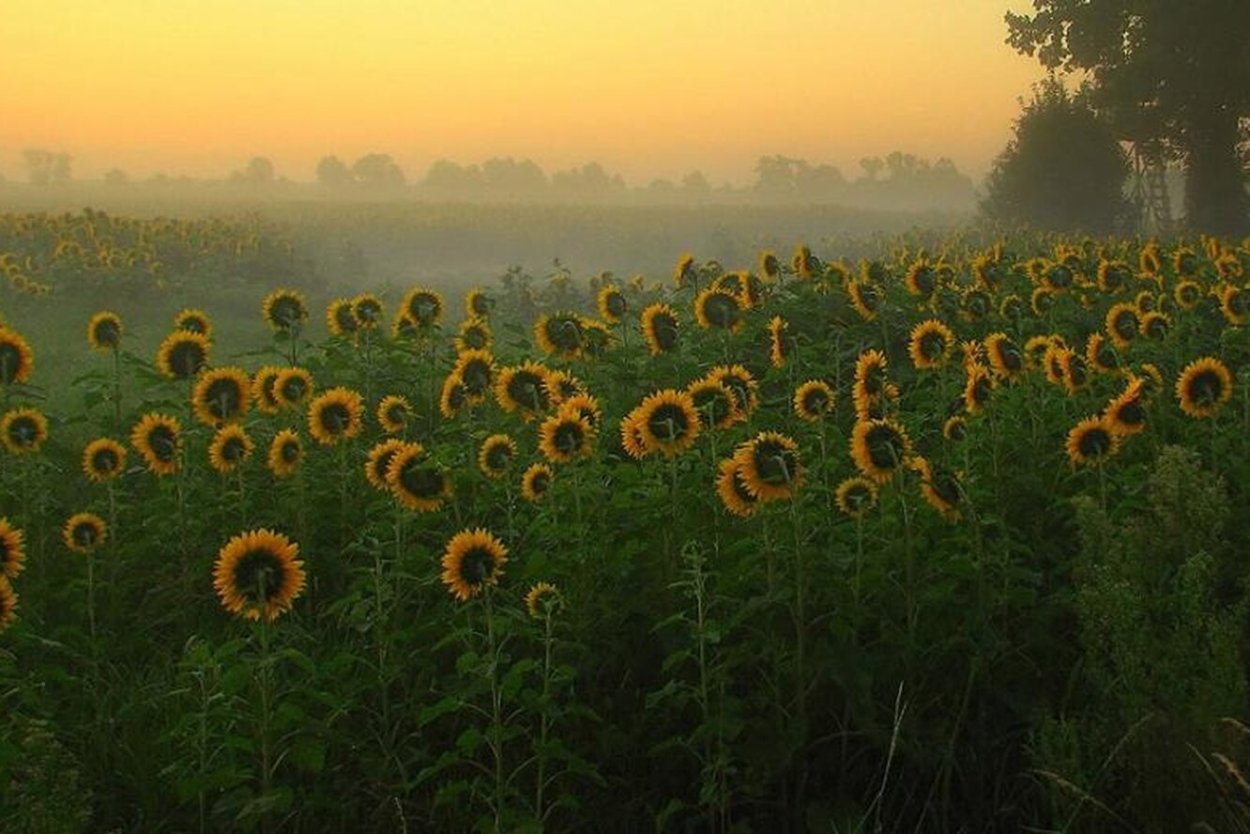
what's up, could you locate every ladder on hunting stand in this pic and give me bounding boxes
[1132,143,1172,235]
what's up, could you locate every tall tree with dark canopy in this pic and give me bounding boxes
[1006,0,1250,234]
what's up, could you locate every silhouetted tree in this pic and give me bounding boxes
[981,81,1130,233]
[315,155,353,187]
[231,156,275,185]
[102,169,129,185]
[681,170,710,195]
[1007,0,1250,233]
[423,160,483,190]
[859,157,885,181]
[481,157,547,194]
[23,149,72,184]
[351,153,406,188]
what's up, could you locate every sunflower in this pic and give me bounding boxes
[1175,356,1233,419]
[495,361,552,420]
[173,308,212,339]
[82,437,127,482]
[454,317,493,353]
[307,387,364,445]
[1219,285,1250,326]
[156,330,210,380]
[1135,363,1166,401]
[1104,378,1147,435]
[559,393,603,432]
[439,373,469,420]
[130,413,180,475]
[1030,286,1055,317]
[326,298,360,337]
[1139,244,1162,276]
[521,462,554,502]
[1065,416,1120,467]
[716,457,759,518]
[1105,302,1140,350]
[758,250,781,282]
[793,380,836,422]
[942,415,967,442]
[262,288,308,331]
[687,379,740,430]
[376,395,412,434]
[673,253,697,288]
[534,312,586,358]
[352,293,385,329]
[252,366,284,414]
[618,410,649,460]
[400,287,444,329]
[835,476,879,518]
[0,329,34,385]
[983,333,1024,381]
[734,432,803,501]
[635,389,701,458]
[1,408,47,454]
[0,578,18,633]
[213,528,305,621]
[767,316,794,368]
[998,293,1025,321]
[597,285,628,324]
[908,319,955,370]
[693,288,743,332]
[1042,261,1074,292]
[850,418,912,483]
[63,512,107,554]
[904,261,938,298]
[208,425,253,473]
[1084,333,1120,374]
[912,457,962,521]
[640,303,680,355]
[524,581,561,618]
[0,519,25,579]
[538,407,596,464]
[1138,310,1169,340]
[1173,247,1199,277]
[386,443,451,512]
[440,528,508,602]
[478,434,517,479]
[453,349,496,402]
[963,364,994,414]
[1042,342,1068,386]
[1095,260,1131,294]
[1173,280,1203,311]
[704,365,759,419]
[267,429,303,479]
[364,438,409,491]
[191,367,251,426]
[87,311,123,351]
[961,288,992,321]
[846,279,879,321]
[273,367,315,410]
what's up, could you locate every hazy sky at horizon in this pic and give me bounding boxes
[3,0,1044,185]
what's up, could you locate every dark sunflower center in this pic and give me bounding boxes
[911,267,935,294]
[753,442,796,485]
[7,417,38,446]
[1115,401,1145,426]
[1180,284,1199,304]
[92,448,119,473]
[148,426,177,461]
[1144,316,1167,338]
[204,379,243,420]
[1001,297,1023,318]
[844,485,873,510]
[318,403,351,433]
[860,366,885,396]
[945,419,966,441]
[281,441,301,463]
[471,296,491,316]
[1188,371,1223,404]
[399,464,445,498]
[180,316,208,334]
[73,522,99,547]
[930,471,961,506]
[0,344,23,383]
[605,293,627,317]
[458,547,496,585]
[1230,290,1249,315]
[650,314,678,351]
[703,293,740,328]
[485,443,512,471]
[463,327,488,349]
[335,306,359,332]
[508,372,548,411]
[996,343,1023,371]
[1064,357,1087,387]
[964,292,989,316]
[553,421,585,453]
[408,295,440,324]
[1113,312,1138,340]
[221,437,246,462]
[546,317,585,351]
[1094,342,1118,369]
[232,549,286,602]
[169,341,206,377]
[866,426,904,469]
[1078,427,1113,458]
[444,382,466,410]
[280,377,308,402]
[356,300,382,322]
[801,388,830,414]
[1178,253,1197,275]
[528,471,550,494]
[692,388,732,426]
[93,319,121,347]
[919,331,946,360]
[461,361,491,394]
[647,403,689,441]
[270,298,304,328]
[855,283,880,310]
[1047,264,1072,289]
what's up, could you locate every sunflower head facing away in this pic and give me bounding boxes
[267,429,303,479]
[130,412,181,475]
[635,389,701,458]
[538,407,596,464]
[63,512,107,554]
[734,431,803,502]
[835,476,879,518]
[524,581,561,619]
[640,303,680,355]
[0,518,26,579]
[307,387,364,445]
[1,408,48,454]
[192,367,252,426]
[262,289,309,332]
[0,329,34,385]
[365,438,409,491]
[850,418,913,483]
[213,528,306,622]
[716,457,760,518]
[687,379,740,431]
[376,395,413,434]
[1065,416,1120,467]
[793,379,836,422]
[87,311,123,351]
[478,434,517,479]
[1175,356,1233,419]
[441,528,509,602]
[173,308,213,339]
[521,462,554,502]
[208,425,254,473]
[156,330,210,380]
[908,319,955,370]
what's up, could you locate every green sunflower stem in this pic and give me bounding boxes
[111,345,122,434]
[256,607,274,834]
[788,495,809,826]
[483,587,505,833]
[535,608,553,824]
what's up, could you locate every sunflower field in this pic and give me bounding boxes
[2,217,1250,833]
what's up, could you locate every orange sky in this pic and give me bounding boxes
[2,1,1044,185]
